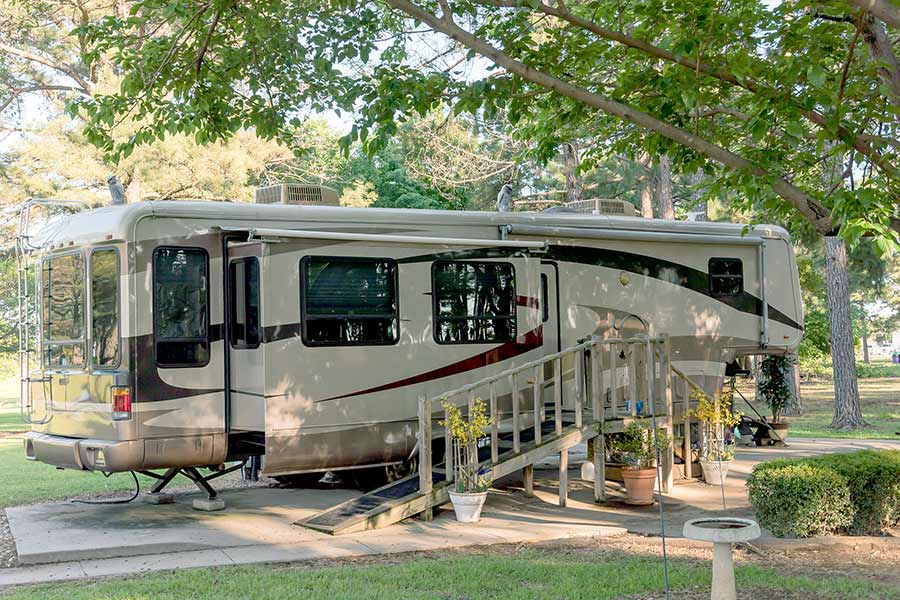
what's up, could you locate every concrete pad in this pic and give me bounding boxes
[223,539,375,565]
[7,486,359,565]
[192,498,226,512]
[80,549,233,578]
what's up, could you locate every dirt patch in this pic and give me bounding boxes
[624,589,856,600]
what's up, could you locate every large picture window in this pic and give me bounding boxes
[301,257,399,346]
[229,257,260,348]
[153,247,209,367]
[91,249,120,368]
[432,261,516,344]
[42,252,85,367]
[709,257,743,296]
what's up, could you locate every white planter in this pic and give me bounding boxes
[700,459,733,486]
[581,460,596,482]
[449,490,488,523]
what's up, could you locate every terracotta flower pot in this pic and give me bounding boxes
[621,467,657,505]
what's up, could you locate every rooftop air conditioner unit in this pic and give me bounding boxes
[565,198,638,217]
[254,184,340,206]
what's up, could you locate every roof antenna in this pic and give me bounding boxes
[107,175,126,205]
[496,183,513,212]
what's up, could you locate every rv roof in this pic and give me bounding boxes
[32,199,791,248]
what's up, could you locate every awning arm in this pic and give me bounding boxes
[215,226,547,249]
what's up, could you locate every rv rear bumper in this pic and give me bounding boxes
[23,432,142,472]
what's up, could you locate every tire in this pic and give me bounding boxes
[272,472,326,488]
[350,458,416,492]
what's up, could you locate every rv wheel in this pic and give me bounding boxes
[351,459,416,492]
[272,472,326,488]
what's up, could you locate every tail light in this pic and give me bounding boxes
[112,386,131,421]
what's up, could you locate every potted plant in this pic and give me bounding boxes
[757,355,793,443]
[687,388,741,485]
[441,398,493,523]
[608,419,670,505]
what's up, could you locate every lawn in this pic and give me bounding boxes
[3,548,897,600]
[737,376,900,440]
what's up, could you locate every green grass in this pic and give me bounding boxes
[3,550,897,600]
[738,377,900,439]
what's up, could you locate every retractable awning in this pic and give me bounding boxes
[215,226,547,249]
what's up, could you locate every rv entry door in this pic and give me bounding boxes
[225,242,264,433]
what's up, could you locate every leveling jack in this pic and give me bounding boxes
[138,461,247,511]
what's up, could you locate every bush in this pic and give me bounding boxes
[746,462,854,537]
[747,450,900,537]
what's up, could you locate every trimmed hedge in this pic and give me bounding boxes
[746,449,900,537]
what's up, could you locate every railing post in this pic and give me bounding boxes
[628,344,638,416]
[554,357,563,435]
[559,447,568,507]
[683,377,693,478]
[574,348,585,426]
[490,381,499,464]
[511,373,521,454]
[418,395,433,520]
[444,398,454,485]
[532,365,542,446]
[608,342,618,418]
[591,340,605,503]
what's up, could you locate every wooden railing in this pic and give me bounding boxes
[417,334,685,507]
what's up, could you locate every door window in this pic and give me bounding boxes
[153,247,210,367]
[229,257,260,348]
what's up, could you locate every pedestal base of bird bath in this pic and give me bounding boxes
[683,517,761,600]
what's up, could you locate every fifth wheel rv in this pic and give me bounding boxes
[17,186,802,492]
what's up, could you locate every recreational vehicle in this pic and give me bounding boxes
[17,187,803,491]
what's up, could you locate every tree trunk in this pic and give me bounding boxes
[638,152,654,218]
[561,142,582,204]
[690,169,707,221]
[656,155,675,220]
[784,353,802,416]
[825,235,866,429]
[861,14,900,114]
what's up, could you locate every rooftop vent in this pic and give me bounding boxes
[565,198,638,217]
[254,184,339,206]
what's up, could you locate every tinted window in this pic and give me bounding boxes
[230,258,260,348]
[709,258,743,296]
[540,273,549,323]
[433,262,516,344]
[154,247,209,366]
[91,249,120,368]
[42,252,85,367]
[301,257,398,346]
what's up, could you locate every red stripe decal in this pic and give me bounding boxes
[516,295,540,309]
[319,326,543,402]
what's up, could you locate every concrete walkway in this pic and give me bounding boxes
[2,437,897,588]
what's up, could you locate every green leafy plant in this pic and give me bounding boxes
[441,399,493,494]
[757,355,794,424]
[686,388,741,462]
[747,450,900,537]
[607,419,671,470]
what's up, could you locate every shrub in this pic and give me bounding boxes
[746,462,854,537]
[810,450,900,535]
[747,450,900,537]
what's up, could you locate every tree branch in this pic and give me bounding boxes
[385,0,844,234]
[195,5,225,75]
[848,0,900,28]
[0,84,92,114]
[472,0,900,183]
[0,42,92,92]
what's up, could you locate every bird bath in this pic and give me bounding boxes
[683,517,761,600]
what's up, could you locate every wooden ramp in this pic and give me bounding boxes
[299,335,686,536]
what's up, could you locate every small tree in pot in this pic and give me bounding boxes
[608,419,671,505]
[757,355,793,443]
[441,399,493,523]
[687,388,741,485]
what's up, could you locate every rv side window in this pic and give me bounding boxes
[153,247,210,367]
[709,258,743,296]
[90,249,120,368]
[540,274,549,323]
[301,257,399,346]
[432,261,516,344]
[229,258,260,349]
[42,252,85,367]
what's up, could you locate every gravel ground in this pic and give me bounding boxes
[0,509,16,569]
